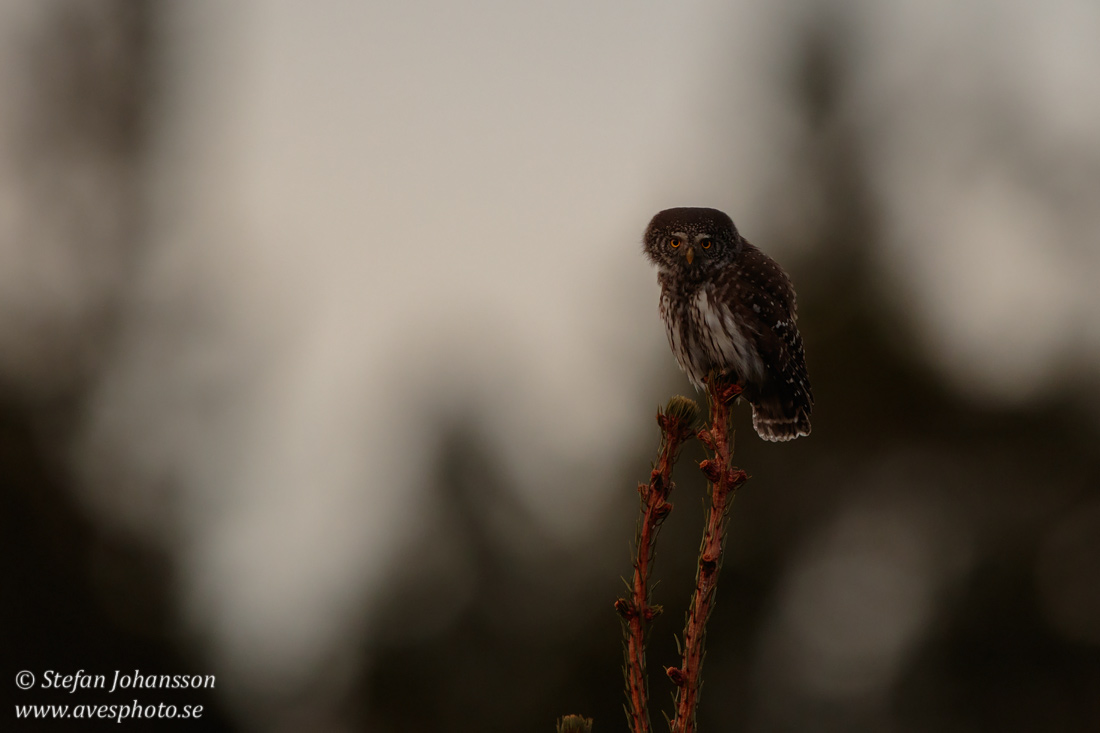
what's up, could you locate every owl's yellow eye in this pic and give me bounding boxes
[701,239,712,250]
[669,237,681,248]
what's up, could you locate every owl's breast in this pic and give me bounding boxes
[659,279,763,389]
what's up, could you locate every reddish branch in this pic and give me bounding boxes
[616,396,699,733]
[595,378,749,733]
[667,377,749,733]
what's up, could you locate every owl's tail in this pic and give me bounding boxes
[749,384,812,442]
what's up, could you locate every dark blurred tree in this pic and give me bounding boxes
[1,3,232,729]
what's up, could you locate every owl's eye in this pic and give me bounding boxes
[700,239,713,250]
[669,237,681,248]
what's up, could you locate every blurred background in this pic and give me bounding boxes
[3,1,1099,730]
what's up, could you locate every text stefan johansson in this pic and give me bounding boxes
[41,671,215,695]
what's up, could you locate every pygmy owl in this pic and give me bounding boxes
[643,207,812,441]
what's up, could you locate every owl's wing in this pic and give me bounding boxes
[729,243,814,439]
[732,244,804,381]
[737,242,798,319]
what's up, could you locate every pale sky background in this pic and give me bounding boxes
[2,0,1099,722]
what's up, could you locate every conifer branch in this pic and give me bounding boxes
[615,396,699,733]
[666,377,748,733]
[557,714,594,733]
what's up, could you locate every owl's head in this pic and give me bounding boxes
[643,207,742,278]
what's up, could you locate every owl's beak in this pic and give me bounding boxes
[685,247,695,265]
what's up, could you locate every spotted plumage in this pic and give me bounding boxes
[643,207,812,441]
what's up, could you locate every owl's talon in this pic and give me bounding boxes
[712,380,742,405]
